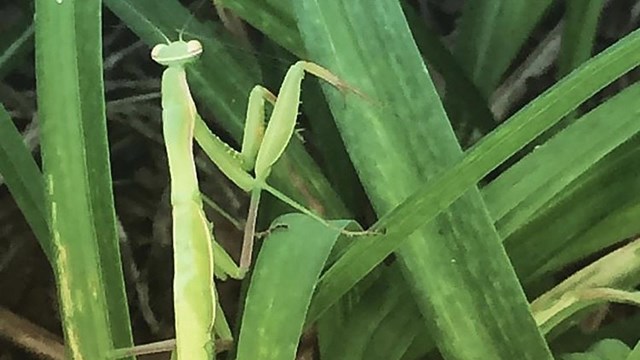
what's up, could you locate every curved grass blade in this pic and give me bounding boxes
[0,16,34,81]
[528,239,640,340]
[235,214,350,360]
[0,105,49,259]
[321,270,428,360]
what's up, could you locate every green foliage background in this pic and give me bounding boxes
[1,0,640,359]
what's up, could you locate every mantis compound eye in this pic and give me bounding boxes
[186,40,203,56]
[150,43,168,61]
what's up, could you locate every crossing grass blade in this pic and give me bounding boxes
[0,105,49,259]
[454,0,555,95]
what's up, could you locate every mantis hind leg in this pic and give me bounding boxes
[240,188,261,271]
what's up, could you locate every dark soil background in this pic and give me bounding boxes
[0,0,639,359]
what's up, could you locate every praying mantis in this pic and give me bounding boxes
[148,36,366,359]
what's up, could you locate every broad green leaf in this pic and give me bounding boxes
[236,214,349,360]
[309,26,640,331]
[296,0,552,359]
[35,0,133,357]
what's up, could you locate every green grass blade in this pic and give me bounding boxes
[0,105,49,259]
[35,0,133,357]
[319,272,403,360]
[454,0,555,94]
[319,79,640,357]
[296,0,552,358]
[215,0,304,57]
[235,214,349,360]
[559,339,631,360]
[309,25,640,327]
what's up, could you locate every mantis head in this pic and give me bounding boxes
[151,39,203,67]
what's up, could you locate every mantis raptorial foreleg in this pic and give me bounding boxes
[194,61,370,271]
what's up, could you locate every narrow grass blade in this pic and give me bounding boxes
[487,82,640,282]
[560,339,631,360]
[35,0,133,357]
[235,214,349,360]
[536,288,640,336]
[215,0,304,57]
[558,0,606,77]
[0,105,49,259]
[0,16,34,81]
[454,0,555,94]
[376,79,640,358]
[401,2,496,140]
